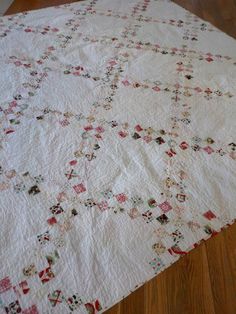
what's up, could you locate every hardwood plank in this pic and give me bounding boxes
[105,303,120,314]
[174,0,236,38]
[205,223,236,314]
[121,284,145,314]
[106,243,216,314]
[5,0,78,14]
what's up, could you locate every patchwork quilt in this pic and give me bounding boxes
[0,0,236,313]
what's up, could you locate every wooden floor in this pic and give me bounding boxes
[5,1,236,313]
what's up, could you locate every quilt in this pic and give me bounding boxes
[0,0,236,313]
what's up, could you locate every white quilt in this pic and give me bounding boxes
[0,0,236,313]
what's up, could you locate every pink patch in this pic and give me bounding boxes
[158,201,172,213]
[118,131,128,138]
[122,52,129,58]
[0,277,12,294]
[97,201,109,212]
[10,100,17,107]
[14,61,22,66]
[122,80,130,86]
[109,60,117,66]
[194,87,202,93]
[59,119,70,127]
[203,146,214,154]
[115,193,128,203]
[22,305,39,314]
[95,126,105,133]
[73,184,86,194]
[143,135,152,143]
[128,208,140,219]
[230,152,236,160]
[152,86,161,92]
[56,192,67,202]
[0,182,9,191]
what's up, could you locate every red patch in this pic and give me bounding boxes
[118,131,128,138]
[179,141,189,150]
[84,125,93,131]
[165,149,176,157]
[203,210,216,220]
[69,160,77,166]
[13,280,30,297]
[135,124,143,132]
[5,128,15,134]
[85,299,102,314]
[168,245,187,256]
[206,57,213,62]
[47,217,57,226]
[38,267,55,284]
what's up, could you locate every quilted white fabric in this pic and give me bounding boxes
[0,0,236,313]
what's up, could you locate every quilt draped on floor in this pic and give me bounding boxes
[0,0,236,313]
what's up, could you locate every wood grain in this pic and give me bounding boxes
[173,0,236,38]
[5,0,76,14]
[4,1,236,313]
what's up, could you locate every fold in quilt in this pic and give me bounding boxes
[0,0,236,313]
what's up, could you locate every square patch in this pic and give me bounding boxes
[38,267,55,284]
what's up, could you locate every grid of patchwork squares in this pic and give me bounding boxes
[0,0,236,313]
